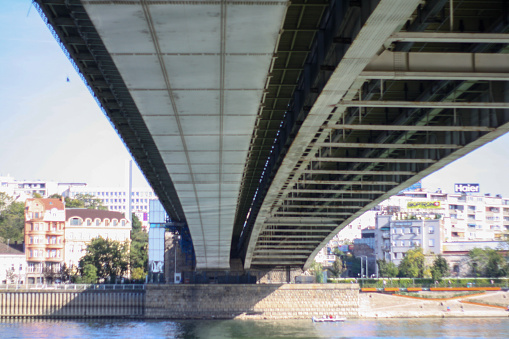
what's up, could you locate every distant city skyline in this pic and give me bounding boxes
[2,1,509,196]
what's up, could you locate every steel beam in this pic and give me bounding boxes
[258,235,327,238]
[276,205,364,209]
[362,50,509,81]
[337,100,509,110]
[285,189,385,194]
[265,217,342,224]
[388,32,509,44]
[281,197,372,202]
[296,180,399,185]
[304,157,436,164]
[301,169,415,175]
[273,211,350,216]
[314,142,462,149]
[327,124,495,132]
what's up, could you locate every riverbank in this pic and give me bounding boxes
[359,291,509,318]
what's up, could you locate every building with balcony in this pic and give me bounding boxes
[24,198,66,284]
[64,209,131,269]
[374,215,442,266]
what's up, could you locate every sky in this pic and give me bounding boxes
[1,1,509,196]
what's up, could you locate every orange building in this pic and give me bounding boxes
[24,198,66,284]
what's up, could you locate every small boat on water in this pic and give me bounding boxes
[312,315,346,323]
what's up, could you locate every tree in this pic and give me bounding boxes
[0,198,25,243]
[469,247,507,277]
[309,260,324,283]
[398,247,426,278]
[32,192,43,198]
[329,255,345,278]
[79,237,129,282]
[131,267,146,281]
[130,214,148,277]
[78,264,98,284]
[431,255,449,280]
[65,194,106,210]
[377,259,399,277]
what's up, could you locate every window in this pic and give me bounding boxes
[86,219,92,226]
[121,220,126,226]
[113,220,118,226]
[428,239,435,247]
[70,218,82,226]
[96,219,100,226]
[429,226,434,234]
[105,219,110,226]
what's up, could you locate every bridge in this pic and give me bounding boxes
[35,0,509,271]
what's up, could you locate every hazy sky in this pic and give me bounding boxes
[1,1,509,196]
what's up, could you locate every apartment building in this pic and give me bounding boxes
[63,185,155,227]
[64,209,131,269]
[24,198,66,284]
[0,242,26,285]
[378,189,509,242]
[374,215,442,265]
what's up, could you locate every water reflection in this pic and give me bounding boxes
[0,318,507,338]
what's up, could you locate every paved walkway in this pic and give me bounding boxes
[359,291,509,318]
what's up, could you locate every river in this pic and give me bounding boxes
[1,318,507,338]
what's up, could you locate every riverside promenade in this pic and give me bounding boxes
[1,283,509,319]
[359,290,509,318]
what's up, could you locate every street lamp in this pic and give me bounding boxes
[174,234,180,284]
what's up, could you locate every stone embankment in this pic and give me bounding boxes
[145,283,359,319]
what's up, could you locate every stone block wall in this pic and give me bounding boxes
[145,283,359,319]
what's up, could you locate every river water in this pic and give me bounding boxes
[1,318,507,338]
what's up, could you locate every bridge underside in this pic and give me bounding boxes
[35,0,509,271]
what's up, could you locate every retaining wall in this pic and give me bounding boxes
[0,288,144,318]
[145,283,359,319]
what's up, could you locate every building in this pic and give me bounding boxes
[24,198,66,284]
[374,215,442,266]
[64,209,131,269]
[0,175,68,201]
[62,185,156,228]
[377,189,509,242]
[0,242,26,285]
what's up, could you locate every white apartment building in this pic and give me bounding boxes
[0,175,69,201]
[62,185,156,227]
[374,215,442,265]
[377,189,509,242]
[64,209,131,269]
[0,243,26,285]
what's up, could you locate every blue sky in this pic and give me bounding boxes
[1,0,509,196]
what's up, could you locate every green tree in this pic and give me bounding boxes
[0,192,14,212]
[130,214,148,276]
[32,192,43,198]
[0,198,25,243]
[377,259,399,277]
[131,267,146,281]
[309,260,324,283]
[77,264,98,284]
[431,254,449,280]
[398,247,426,278]
[65,194,106,210]
[79,237,129,282]
[48,194,62,199]
[470,247,507,277]
[329,255,345,278]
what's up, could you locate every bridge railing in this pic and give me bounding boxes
[0,283,146,291]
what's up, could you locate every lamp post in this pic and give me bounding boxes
[174,234,180,283]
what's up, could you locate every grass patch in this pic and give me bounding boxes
[395,291,484,299]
